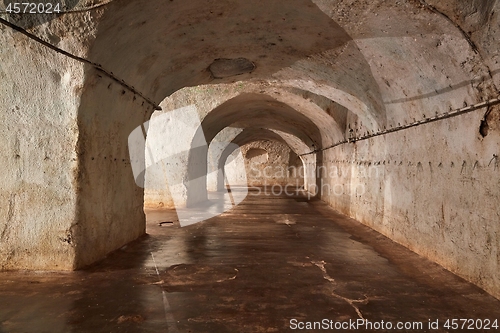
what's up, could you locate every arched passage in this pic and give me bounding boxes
[185,93,323,206]
[214,128,309,192]
[1,0,499,302]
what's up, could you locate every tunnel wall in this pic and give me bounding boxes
[207,127,244,192]
[0,12,149,270]
[144,130,307,207]
[0,27,83,270]
[144,154,175,210]
[320,107,500,299]
[73,68,152,268]
[143,107,205,209]
[226,140,304,188]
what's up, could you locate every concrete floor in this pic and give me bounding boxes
[1,188,499,333]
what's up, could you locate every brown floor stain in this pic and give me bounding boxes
[0,187,499,332]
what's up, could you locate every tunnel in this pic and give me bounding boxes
[1,0,500,331]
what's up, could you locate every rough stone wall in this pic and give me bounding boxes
[143,108,201,209]
[0,16,152,269]
[0,9,147,270]
[207,127,244,192]
[0,24,84,270]
[320,107,500,299]
[145,135,305,208]
[73,67,152,268]
[1,2,499,305]
[425,0,500,89]
[226,140,304,187]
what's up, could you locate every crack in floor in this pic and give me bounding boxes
[312,260,368,319]
[217,268,239,283]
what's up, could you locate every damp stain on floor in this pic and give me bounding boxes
[0,188,499,333]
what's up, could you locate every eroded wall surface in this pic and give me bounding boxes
[0,29,151,269]
[0,24,83,270]
[1,1,499,303]
[143,108,201,209]
[73,67,152,268]
[226,140,304,187]
[320,106,500,299]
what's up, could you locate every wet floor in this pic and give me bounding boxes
[1,188,499,332]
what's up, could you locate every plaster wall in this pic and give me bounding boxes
[207,127,244,192]
[0,10,144,270]
[320,106,500,299]
[0,26,83,270]
[73,68,152,268]
[143,150,175,209]
[226,140,304,188]
[143,107,207,209]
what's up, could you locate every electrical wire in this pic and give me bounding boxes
[300,97,500,156]
[0,16,162,111]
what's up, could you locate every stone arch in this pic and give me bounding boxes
[185,93,323,206]
[2,1,499,303]
[214,128,310,192]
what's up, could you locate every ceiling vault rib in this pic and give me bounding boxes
[300,96,500,156]
[0,17,162,111]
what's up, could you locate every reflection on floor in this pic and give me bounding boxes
[1,187,499,332]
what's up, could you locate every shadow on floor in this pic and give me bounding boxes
[0,187,499,332]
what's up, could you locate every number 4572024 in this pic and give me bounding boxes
[444,319,498,330]
[5,3,61,14]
